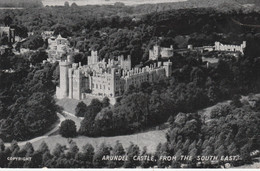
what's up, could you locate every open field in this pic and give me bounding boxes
[30,129,168,153]
[56,98,93,114]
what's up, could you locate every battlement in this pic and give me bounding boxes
[88,50,99,65]
[122,61,172,78]
[59,60,71,66]
[214,41,246,54]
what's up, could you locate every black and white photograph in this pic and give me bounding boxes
[0,0,259,169]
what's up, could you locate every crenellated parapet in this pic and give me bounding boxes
[214,41,246,54]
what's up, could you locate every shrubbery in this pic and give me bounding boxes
[59,120,77,138]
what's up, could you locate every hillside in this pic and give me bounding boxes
[133,0,260,14]
[0,0,43,8]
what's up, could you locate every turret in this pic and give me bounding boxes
[163,60,172,77]
[10,29,15,43]
[111,68,116,97]
[56,60,71,99]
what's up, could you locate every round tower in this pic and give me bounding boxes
[56,60,71,99]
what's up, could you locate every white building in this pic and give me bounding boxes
[149,45,174,60]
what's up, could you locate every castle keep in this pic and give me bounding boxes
[56,51,172,100]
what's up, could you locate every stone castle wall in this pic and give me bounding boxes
[56,52,172,101]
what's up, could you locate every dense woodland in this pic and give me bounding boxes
[0,51,60,141]
[3,6,260,64]
[0,96,259,168]
[0,2,260,168]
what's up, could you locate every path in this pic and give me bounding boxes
[4,93,260,153]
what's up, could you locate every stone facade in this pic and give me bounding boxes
[0,26,15,43]
[149,45,174,60]
[56,51,172,100]
[214,41,246,54]
[46,34,77,63]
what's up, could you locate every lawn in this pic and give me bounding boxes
[53,97,167,154]
[56,98,92,114]
[30,129,168,154]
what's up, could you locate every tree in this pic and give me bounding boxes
[0,139,5,152]
[102,97,110,108]
[231,94,242,108]
[123,143,140,168]
[69,140,79,155]
[108,141,125,168]
[22,142,34,157]
[52,143,66,157]
[10,141,19,152]
[59,120,77,138]
[4,16,12,26]
[64,1,69,7]
[75,102,87,117]
[21,35,44,50]
[29,50,48,65]
[82,143,95,167]
[37,141,49,154]
[71,2,78,8]
[27,151,43,168]
[0,34,8,45]
[140,146,154,168]
[240,144,251,164]
[93,143,111,168]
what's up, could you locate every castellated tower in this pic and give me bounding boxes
[149,45,161,60]
[68,63,82,100]
[111,68,116,97]
[118,55,131,70]
[163,60,172,77]
[56,60,71,99]
[88,50,99,65]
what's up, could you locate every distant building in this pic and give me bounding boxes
[186,41,246,55]
[28,32,34,36]
[0,45,11,55]
[46,34,76,63]
[56,51,172,101]
[202,57,219,68]
[41,31,54,40]
[214,41,246,54]
[149,45,174,60]
[0,26,15,43]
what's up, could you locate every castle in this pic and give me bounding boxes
[149,45,174,60]
[56,51,172,101]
